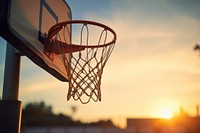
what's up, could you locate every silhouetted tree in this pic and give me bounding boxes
[22,101,116,128]
[22,101,73,127]
[23,101,53,116]
[71,105,77,115]
[194,44,200,50]
[194,44,200,56]
[88,120,115,127]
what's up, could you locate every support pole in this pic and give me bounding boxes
[0,43,22,133]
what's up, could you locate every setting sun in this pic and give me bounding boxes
[151,101,178,119]
[157,107,174,119]
[159,109,173,119]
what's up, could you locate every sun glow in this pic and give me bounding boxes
[158,107,174,119]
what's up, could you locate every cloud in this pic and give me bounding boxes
[20,57,67,94]
[86,8,199,56]
[22,78,64,94]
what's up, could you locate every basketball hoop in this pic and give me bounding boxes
[44,20,116,104]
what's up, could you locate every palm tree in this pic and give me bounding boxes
[194,43,200,56]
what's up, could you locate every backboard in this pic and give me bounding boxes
[0,0,71,81]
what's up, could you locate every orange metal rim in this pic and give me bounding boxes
[47,20,117,48]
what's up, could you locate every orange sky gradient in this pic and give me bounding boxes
[0,0,200,128]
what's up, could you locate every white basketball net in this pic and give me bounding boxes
[47,20,116,104]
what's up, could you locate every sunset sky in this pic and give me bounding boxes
[1,0,200,128]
